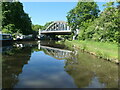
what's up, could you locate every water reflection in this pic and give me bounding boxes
[65,51,118,88]
[38,41,73,60]
[2,42,35,88]
[2,41,118,88]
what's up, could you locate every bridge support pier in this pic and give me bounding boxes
[73,29,79,40]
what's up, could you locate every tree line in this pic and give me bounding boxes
[2,0,52,36]
[1,1,120,43]
[2,1,32,35]
[66,1,120,43]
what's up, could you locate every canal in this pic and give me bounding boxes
[2,41,118,88]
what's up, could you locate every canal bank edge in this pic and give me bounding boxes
[64,40,119,64]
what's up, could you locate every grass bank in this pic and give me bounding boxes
[65,40,119,64]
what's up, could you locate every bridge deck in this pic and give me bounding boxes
[41,30,71,35]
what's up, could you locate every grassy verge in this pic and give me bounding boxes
[65,40,119,64]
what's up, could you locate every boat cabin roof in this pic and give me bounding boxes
[0,33,12,36]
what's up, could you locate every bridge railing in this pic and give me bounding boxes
[42,21,71,32]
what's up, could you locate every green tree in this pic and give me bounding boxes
[42,21,53,30]
[32,24,43,38]
[66,1,100,31]
[2,1,32,35]
[79,2,119,43]
[2,24,20,34]
[32,24,43,31]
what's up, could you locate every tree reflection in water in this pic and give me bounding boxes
[37,41,118,88]
[64,50,118,88]
[2,41,118,88]
[2,42,36,88]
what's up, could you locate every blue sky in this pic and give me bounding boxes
[22,2,106,26]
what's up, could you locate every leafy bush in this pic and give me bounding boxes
[77,2,119,43]
[2,24,20,34]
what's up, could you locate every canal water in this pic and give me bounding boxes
[2,41,118,88]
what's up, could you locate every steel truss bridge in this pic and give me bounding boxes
[40,21,71,35]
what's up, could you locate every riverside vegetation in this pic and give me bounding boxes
[65,40,118,64]
[64,1,120,64]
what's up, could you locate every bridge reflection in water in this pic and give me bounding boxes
[38,41,73,60]
[2,41,118,88]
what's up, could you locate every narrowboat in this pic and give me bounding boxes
[0,34,13,42]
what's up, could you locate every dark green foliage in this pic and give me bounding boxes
[78,2,119,43]
[66,2,100,31]
[2,2,32,35]
[2,24,19,34]
[42,21,53,30]
[32,24,43,31]
[32,24,43,38]
[67,1,119,43]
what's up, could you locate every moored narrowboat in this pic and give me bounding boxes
[0,34,13,42]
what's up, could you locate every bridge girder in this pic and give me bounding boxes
[41,21,71,35]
